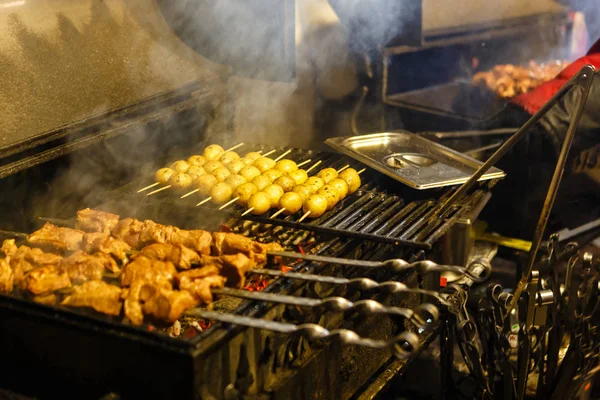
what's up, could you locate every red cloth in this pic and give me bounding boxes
[511,38,600,114]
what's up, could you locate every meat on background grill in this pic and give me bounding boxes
[0,209,283,326]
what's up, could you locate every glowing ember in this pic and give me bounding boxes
[244,276,269,291]
[280,265,292,273]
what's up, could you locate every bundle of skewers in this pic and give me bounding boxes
[138,143,365,222]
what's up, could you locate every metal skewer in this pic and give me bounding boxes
[211,287,438,329]
[267,251,488,282]
[250,269,451,306]
[184,309,422,360]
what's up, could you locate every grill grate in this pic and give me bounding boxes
[141,147,491,250]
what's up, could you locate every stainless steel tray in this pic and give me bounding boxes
[325,132,505,190]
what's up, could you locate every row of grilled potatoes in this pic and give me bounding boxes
[152,144,361,219]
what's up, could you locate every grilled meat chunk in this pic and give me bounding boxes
[112,219,212,254]
[76,208,120,233]
[212,232,283,266]
[139,284,199,324]
[120,256,177,287]
[61,251,118,283]
[1,239,63,281]
[200,253,254,288]
[23,265,71,295]
[82,232,130,266]
[62,280,122,316]
[176,265,226,303]
[0,258,14,293]
[138,243,200,270]
[111,218,144,249]
[28,223,85,253]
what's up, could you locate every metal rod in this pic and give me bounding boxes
[184,309,422,359]
[505,65,596,319]
[209,287,438,328]
[250,269,451,305]
[438,65,596,216]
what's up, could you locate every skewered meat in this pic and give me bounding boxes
[200,253,254,287]
[61,251,119,283]
[62,281,122,316]
[120,256,177,288]
[23,265,71,295]
[75,208,120,233]
[212,232,283,266]
[176,265,226,303]
[2,239,63,281]
[138,243,200,270]
[112,219,212,254]
[28,223,85,253]
[82,232,130,265]
[140,284,199,324]
[0,258,14,292]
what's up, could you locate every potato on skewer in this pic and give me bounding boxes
[239,166,261,182]
[203,144,225,161]
[301,194,328,220]
[203,160,223,174]
[263,184,284,208]
[169,173,193,190]
[292,185,313,201]
[224,174,247,189]
[278,192,303,215]
[186,166,206,179]
[275,159,297,174]
[242,151,262,165]
[219,151,240,164]
[262,169,283,182]
[338,168,361,194]
[212,167,231,182]
[234,182,258,206]
[251,175,272,191]
[329,178,349,200]
[187,155,206,167]
[317,167,338,183]
[288,169,308,185]
[170,160,190,173]
[273,176,296,192]
[244,192,271,215]
[226,159,246,174]
[304,177,325,192]
[209,182,233,205]
[317,185,340,210]
[254,157,276,173]
[154,168,175,184]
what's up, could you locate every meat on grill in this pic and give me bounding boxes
[28,223,85,253]
[62,280,122,316]
[120,256,177,324]
[212,232,283,266]
[112,219,212,254]
[176,265,226,303]
[76,208,120,233]
[137,243,200,270]
[82,232,130,265]
[139,283,199,324]
[23,265,71,295]
[200,253,254,288]
[1,239,63,281]
[0,258,14,293]
[61,251,119,283]
[120,256,177,288]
